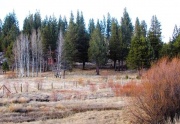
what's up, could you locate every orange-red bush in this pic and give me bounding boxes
[129,58,180,123]
[112,81,142,97]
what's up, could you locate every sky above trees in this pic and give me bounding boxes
[0,0,180,42]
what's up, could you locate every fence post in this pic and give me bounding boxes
[13,83,18,93]
[38,83,39,90]
[26,82,29,92]
[121,78,123,85]
[21,84,22,92]
[51,83,53,90]
[3,86,4,95]
[63,82,65,89]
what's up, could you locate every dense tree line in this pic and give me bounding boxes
[0,8,178,76]
[1,12,19,66]
[161,25,180,58]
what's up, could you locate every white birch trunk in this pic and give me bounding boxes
[19,34,24,77]
[26,36,30,77]
[31,30,36,77]
[31,29,42,77]
[57,30,64,78]
[13,39,18,77]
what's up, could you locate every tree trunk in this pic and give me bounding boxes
[15,52,18,77]
[27,52,29,77]
[45,60,47,71]
[39,57,41,77]
[96,63,100,75]
[32,57,34,77]
[82,61,85,70]
[20,42,24,77]
[121,60,123,71]
[26,37,30,77]
[118,60,120,71]
[138,68,141,77]
[36,53,38,77]
[42,58,45,72]
[113,60,116,70]
[63,70,65,79]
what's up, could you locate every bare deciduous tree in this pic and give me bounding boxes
[31,29,43,77]
[13,33,29,77]
[31,29,36,77]
[56,30,64,78]
[38,29,43,76]
[25,34,30,77]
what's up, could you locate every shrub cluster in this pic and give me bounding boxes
[111,81,141,97]
[129,58,180,123]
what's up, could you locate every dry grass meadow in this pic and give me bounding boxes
[0,69,139,124]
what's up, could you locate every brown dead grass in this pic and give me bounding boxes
[0,69,138,123]
[5,71,17,79]
[8,104,23,112]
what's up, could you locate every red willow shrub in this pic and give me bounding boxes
[112,81,142,97]
[129,58,180,123]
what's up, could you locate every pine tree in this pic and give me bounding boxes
[64,12,77,70]
[120,8,133,47]
[147,15,162,60]
[23,13,34,38]
[140,20,147,37]
[173,35,180,56]
[88,26,106,75]
[33,11,41,32]
[2,61,9,73]
[58,16,67,35]
[127,18,153,74]
[41,15,58,72]
[106,13,111,41]
[41,15,58,55]
[119,8,133,69]
[167,25,180,58]
[109,18,119,69]
[172,25,180,43]
[88,18,95,37]
[41,16,49,54]
[0,19,2,52]
[2,11,19,66]
[75,11,89,69]
[101,16,106,37]
[161,41,173,58]
[49,15,58,51]
[0,19,2,34]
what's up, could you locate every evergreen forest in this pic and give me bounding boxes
[0,8,180,76]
